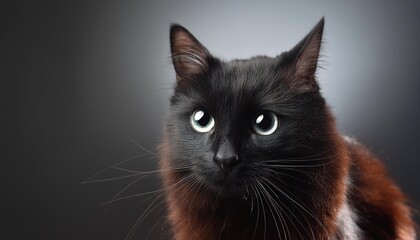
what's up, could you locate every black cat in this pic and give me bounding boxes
[159,18,416,240]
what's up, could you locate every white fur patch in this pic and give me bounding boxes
[336,202,360,240]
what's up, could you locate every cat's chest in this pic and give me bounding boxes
[334,201,360,240]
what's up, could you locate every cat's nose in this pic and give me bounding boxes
[213,154,240,175]
[213,140,240,175]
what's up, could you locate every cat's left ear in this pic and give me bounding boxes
[285,17,324,92]
[170,24,212,85]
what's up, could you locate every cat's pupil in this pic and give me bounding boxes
[256,114,271,130]
[195,110,210,126]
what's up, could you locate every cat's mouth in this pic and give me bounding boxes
[196,165,245,195]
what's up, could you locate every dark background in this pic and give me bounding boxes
[2,0,419,239]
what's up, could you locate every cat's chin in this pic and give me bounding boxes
[196,171,244,197]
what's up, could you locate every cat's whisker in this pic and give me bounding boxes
[111,166,146,174]
[263,178,313,239]
[102,173,194,206]
[264,175,329,236]
[279,187,317,240]
[148,87,175,95]
[82,166,190,184]
[145,214,165,240]
[250,183,261,240]
[260,176,313,240]
[188,179,204,234]
[149,82,175,93]
[259,152,338,163]
[128,137,156,155]
[82,173,149,184]
[81,154,150,184]
[105,174,152,209]
[161,173,201,239]
[260,174,292,240]
[112,166,190,174]
[255,178,286,240]
[125,193,165,240]
[178,177,203,238]
[264,165,320,179]
[260,156,335,163]
[261,167,312,185]
[243,179,254,214]
[264,160,335,168]
[261,177,299,240]
[254,181,268,240]
[218,216,229,240]
[261,158,331,163]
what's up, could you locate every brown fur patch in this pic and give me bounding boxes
[347,141,416,239]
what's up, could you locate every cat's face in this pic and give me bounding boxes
[166,19,331,197]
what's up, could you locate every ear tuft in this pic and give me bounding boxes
[170,24,211,83]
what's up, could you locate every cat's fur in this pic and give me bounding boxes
[159,18,416,240]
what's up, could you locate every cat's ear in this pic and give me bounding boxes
[286,17,324,92]
[170,24,212,84]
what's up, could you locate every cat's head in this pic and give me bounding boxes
[165,18,335,197]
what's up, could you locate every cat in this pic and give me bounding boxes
[158,18,416,240]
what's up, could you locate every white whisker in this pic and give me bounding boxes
[81,154,149,184]
[260,176,314,240]
[125,193,164,240]
[128,136,156,155]
[255,178,285,240]
[102,174,194,205]
[105,174,152,209]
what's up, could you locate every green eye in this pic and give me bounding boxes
[190,109,215,133]
[252,111,278,135]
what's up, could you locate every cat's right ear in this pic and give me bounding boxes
[170,24,212,85]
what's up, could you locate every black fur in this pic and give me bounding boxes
[167,18,330,197]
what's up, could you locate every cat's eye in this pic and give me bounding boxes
[252,111,278,135]
[190,109,215,133]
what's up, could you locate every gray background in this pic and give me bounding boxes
[3,0,419,239]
